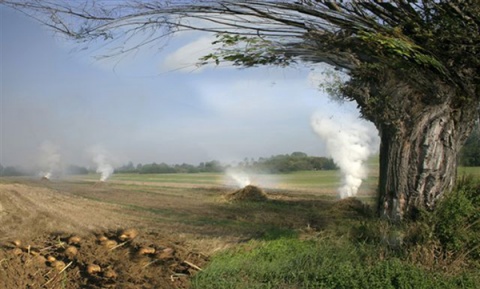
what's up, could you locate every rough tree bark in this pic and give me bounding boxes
[378,103,477,221]
[352,69,480,221]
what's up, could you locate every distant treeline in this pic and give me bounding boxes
[0,164,90,177]
[116,160,224,174]
[238,152,338,173]
[3,131,479,177]
[115,152,338,174]
[0,165,27,177]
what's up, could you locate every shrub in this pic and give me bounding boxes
[400,176,480,271]
[433,176,480,260]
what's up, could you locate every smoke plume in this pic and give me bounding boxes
[92,153,113,182]
[311,113,378,198]
[225,168,251,188]
[38,141,61,179]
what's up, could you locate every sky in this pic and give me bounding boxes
[0,5,377,171]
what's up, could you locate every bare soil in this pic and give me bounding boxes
[0,178,343,288]
[0,181,217,289]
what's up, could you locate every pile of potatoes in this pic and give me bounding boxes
[5,228,177,281]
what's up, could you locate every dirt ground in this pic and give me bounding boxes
[0,177,348,288]
[0,181,216,289]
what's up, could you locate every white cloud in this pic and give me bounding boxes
[160,35,223,73]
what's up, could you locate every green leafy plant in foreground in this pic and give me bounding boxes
[433,176,480,261]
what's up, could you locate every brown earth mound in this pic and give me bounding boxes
[330,197,371,218]
[226,185,268,202]
[0,229,207,289]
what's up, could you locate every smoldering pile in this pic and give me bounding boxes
[226,185,268,202]
[41,176,51,182]
[93,181,107,187]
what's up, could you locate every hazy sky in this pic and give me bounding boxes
[1,6,374,170]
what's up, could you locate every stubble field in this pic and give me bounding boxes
[1,165,478,288]
[0,170,376,289]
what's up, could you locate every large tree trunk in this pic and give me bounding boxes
[377,103,477,221]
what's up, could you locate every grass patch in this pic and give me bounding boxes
[191,235,477,289]
[276,171,340,189]
[191,177,480,289]
[110,173,224,185]
[457,166,480,179]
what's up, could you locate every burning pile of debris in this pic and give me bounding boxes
[226,185,268,202]
[40,176,51,182]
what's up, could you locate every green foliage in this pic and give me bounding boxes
[459,124,480,166]
[377,176,480,270]
[138,162,177,174]
[433,176,480,258]
[0,165,27,177]
[191,182,480,288]
[191,236,477,289]
[199,33,294,67]
[243,152,337,173]
[114,152,337,175]
[358,31,447,75]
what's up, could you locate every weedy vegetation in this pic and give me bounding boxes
[189,169,480,289]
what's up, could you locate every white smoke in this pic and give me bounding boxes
[88,146,115,182]
[225,168,251,188]
[311,113,379,198]
[93,153,114,182]
[38,140,61,179]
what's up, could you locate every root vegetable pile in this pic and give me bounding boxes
[0,229,208,289]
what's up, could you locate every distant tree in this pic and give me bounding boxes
[244,152,336,173]
[174,163,199,173]
[125,161,135,171]
[310,157,338,171]
[0,166,26,177]
[203,160,224,172]
[139,162,176,174]
[116,161,138,173]
[65,165,89,175]
[291,152,308,159]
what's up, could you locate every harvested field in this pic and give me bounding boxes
[0,175,373,288]
[0,181,221,288]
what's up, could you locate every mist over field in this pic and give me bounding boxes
[1,5,378,194]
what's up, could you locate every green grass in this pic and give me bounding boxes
[274,171,340,189]
[457,166,480,178]
[191,236,478,289]
[189,175,480,289]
